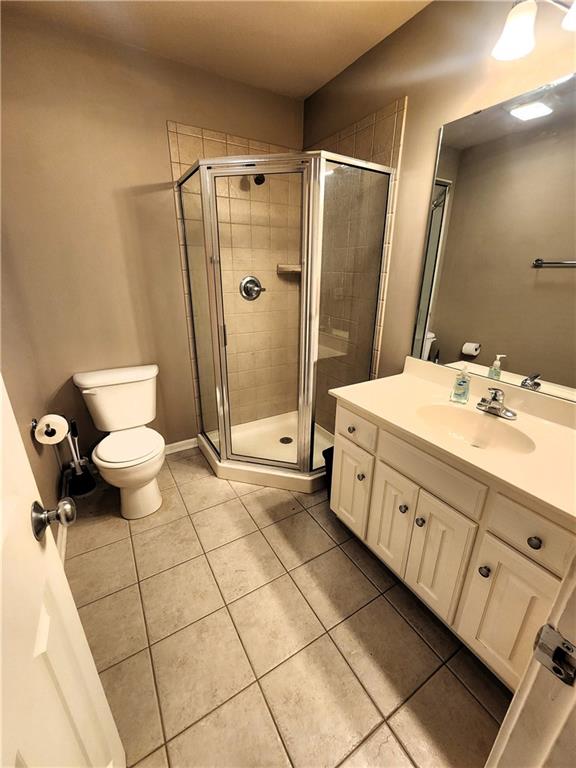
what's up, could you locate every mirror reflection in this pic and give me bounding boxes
[413,75,576,401]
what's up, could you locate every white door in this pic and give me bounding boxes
[366,461,419,577]
[331,437,374,539]
[1,377,125,767]
[405,490,477,623]
[457,532,560,690]
[486,553,576,767]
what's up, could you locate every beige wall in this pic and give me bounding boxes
[1,10,302,505]
[304,0,575,378]
[432,118,576,386]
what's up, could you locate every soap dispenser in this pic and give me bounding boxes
[488,354,506,380]
[450,365,470,404]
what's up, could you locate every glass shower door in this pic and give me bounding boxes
[312,159,391,469]
[213,167,306,466]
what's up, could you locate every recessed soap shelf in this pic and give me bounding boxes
[276,264,302,276]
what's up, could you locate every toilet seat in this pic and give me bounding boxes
[93,427,165,469]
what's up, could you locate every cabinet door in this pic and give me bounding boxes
[366,461,419,578]
[331,437,374,539]
[457,533,560,690]
[405,490,477,623]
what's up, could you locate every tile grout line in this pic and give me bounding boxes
[74,579,140,611]
[185,509,296,768]
[380,588,458,664]
[125,519,171,762]
[65,532,132,562]
[103,568,388,682]
[75,474,506,764]
[281,565,393,757]
[336,539,397,593]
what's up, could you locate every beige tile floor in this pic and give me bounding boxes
[65,448,512,768]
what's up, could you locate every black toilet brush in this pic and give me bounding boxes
[66,418,96,497]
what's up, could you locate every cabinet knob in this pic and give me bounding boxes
[415,517,426,527]
[347,425,356,434]
[399,504,409,514]
[356,473,365,481]
[527,536,543,550]
[478,566,491,578]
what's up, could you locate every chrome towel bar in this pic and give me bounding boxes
[532,259,576,268]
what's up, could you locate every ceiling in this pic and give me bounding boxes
[7,0,431,99]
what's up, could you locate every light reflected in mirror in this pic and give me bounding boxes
[413,74,576,402]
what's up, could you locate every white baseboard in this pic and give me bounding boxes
[165,437,199,455]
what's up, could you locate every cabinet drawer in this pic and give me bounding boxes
[487,494,576,577]
[336,406,378,454]
[457,533,560,690]
[377,430,487,520]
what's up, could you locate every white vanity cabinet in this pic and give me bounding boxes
[456,534,560,689]
[331,437,374,539]
[366,465,477,623]
[330,401,574,690]
[366,461,418,577]
[404,491,477,623]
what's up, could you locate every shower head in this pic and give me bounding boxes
[254,174,266,186]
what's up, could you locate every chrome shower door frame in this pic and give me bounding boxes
[199,154,315,472]
[178,151,394,480]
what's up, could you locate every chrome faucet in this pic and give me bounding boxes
[476,388,517,420]
[521,372,542,391]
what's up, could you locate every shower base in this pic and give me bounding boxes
[230,411,332,465]
[201,411,333,493]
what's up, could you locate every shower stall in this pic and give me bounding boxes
[177,151,392,491]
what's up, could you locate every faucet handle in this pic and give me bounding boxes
[487,387,504,403]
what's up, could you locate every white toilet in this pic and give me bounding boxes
[73,365,165,520]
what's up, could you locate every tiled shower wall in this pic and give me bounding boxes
[216,172,303,426]
[168,123,299,431]
[169,97,405,438]
[306,97,407,432]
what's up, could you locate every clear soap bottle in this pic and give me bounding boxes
[488,354,506,380]
[450,365,470,404]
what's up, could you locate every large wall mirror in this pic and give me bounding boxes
[413,75,576,402]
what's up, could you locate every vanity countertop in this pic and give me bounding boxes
[330,361,576,525]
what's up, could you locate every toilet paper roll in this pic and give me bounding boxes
[461,342,481,357]
[34,414,69,445]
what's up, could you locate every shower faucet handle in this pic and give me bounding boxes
[239,275,265,301]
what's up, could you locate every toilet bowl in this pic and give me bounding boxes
[73,364,165,520]
[92,427,165,519]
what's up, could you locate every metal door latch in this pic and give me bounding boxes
[534,624,576,686]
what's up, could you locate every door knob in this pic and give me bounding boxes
[478,565,491,578]
[31,497,77,541]
[399,504,409,514]
[356,473,365,481]
[415,517,426,527]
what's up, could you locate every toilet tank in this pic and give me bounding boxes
[73,365,159,431]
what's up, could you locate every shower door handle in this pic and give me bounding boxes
[239,275,266,301]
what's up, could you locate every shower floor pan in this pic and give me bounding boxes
[202,411,333,493]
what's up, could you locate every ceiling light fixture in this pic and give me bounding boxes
[509,101,554,120]
[562,0,576,28]
[492,0,575,61]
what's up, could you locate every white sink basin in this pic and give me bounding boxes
[417,404,536,454]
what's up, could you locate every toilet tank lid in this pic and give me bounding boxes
[73,365,159,389]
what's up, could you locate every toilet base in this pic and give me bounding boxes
[120,478,162,520]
